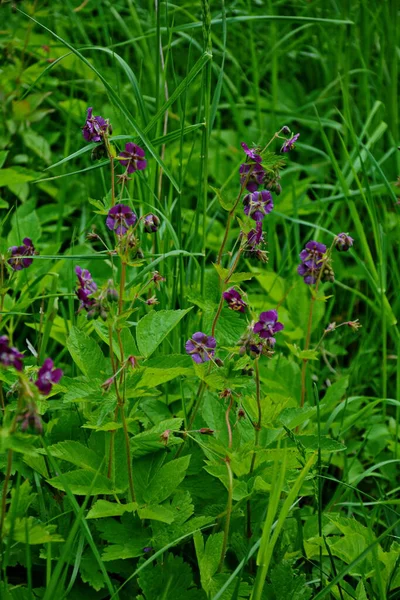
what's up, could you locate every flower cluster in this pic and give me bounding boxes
[185,332,216,364]
[297,240,327,285]
[0,335,24,371]
[238,309,284,358]
[16,404,43,435]
[82,107,111,143]
[75,266,119,320]
[75,266,97,312]
[8,238,37,271]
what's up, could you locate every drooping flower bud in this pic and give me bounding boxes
[143,213,160,233]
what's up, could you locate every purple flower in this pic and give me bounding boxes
[297,240,326,285]
[243,190,273,222]
[253,310,284,345]
[335,232,354,252]
[143,213,160,233]
[106,204,137,235]
[281,133,300,153]
[297,262,320,285]
[75,266,97,311]
[35,358,63,395]
[0,335,24,371]
[223,288,247,313]
[241,142,262,163]
[8,238,37,271]
[299,241,326,268]
[247,222,264,248]
[118,142,147,174]
[239,163,266,192]
[185,332,216,364]
[82,107,110,143]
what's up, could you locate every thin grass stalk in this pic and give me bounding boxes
[251,452,316,600]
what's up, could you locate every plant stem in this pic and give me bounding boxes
[118,262,127,315]
[121,407,135,502]
[225,394,234,450]
[0,449,13,543]
[300,291,316,408]
[216,176,252,266]
[218,457,233,572]
[247,358,261,538]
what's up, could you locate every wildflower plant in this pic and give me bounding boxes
[0,6,397,600]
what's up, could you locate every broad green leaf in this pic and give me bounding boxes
[86,500,137,519]
[194,531,224,594]
[211,185,234,211]
[47,469,123,495]
[295,435,347,452]
[8,517,63,544]
[137,504,175,524]
[136,308,192,358]
[67,326,108,377]
[144,455,191,505]
[278,406,317,429]
[42,441,102,471]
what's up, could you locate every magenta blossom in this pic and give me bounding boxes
[243,190,273,221]
[241,142,262,163]
[253,310,284,345]
[281,133,300,153]
[82,107,110,142]
[8,238,37,271]
[223,288,247,313]
[35,358,63,395]
[106,203,137,235]
[0,335,24,371]
[118,143,147,173]
[185,332,216,364]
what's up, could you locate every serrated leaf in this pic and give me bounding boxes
[8,518,63,544]
[296,435,346,452]
[143,455,191,505]
[279,406,317,429]
[67,326,108,377]
[137,504,175,523]
[86,500,137,519]
[136,308,192,358]
[47,469,123,495]
[194,531,224,594]
[42,441,102,471]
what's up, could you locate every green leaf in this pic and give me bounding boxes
[7,517,63,544]
[96,513,150,561]
[144,455,191,505]
[295,435,347,452]
[286,343,319,361]
[136,308,192,358]
[137,504,176,524]
[66,326,108,377]
[194,531,224,594]
[211,186,234,211]
[47,469,123,495]
[264,561,312,600]
[287,283,325,334]
[278,406,317,429]
[137,553,204,600]
[42,441,103,471]
[213,263,256,283]
[86,500,137,519]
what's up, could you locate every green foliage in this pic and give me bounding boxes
[0,1,399,599]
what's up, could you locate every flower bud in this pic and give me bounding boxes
[106,281,119,302]
[199,428,214,435]
[281,125,290,135]
[214,357,224,367]
[143,213,160,233]
[334,232,354,252]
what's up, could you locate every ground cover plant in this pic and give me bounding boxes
[0,0,399,598]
